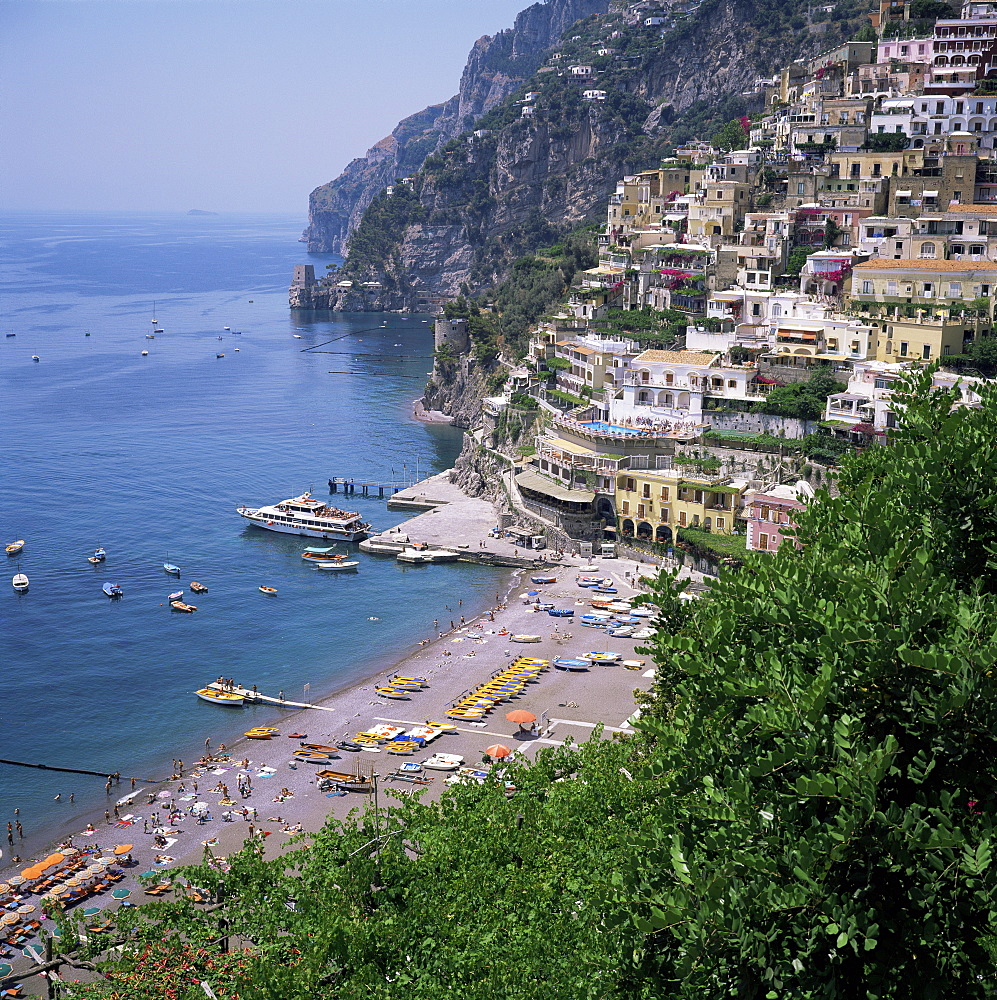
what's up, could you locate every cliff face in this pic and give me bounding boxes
[304,0,608,254]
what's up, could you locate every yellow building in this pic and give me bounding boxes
[615,468,746,543]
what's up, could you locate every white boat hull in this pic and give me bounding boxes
[315,560,359,571]
[238,511,367,541]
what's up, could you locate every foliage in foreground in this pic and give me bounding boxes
[66,372,997,997]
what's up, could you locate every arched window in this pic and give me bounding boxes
[771,303,782,317]
[920,241,936,258]
[638,389,650,403]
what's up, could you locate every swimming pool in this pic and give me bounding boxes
[580,421,644,435]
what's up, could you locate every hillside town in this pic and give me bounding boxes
[445,0,997,564]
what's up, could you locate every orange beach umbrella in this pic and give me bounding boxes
[484,744,513,758]
[113,844,133,855]
[505,710,536,725]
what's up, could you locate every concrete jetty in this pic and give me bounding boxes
[206,682,337,713]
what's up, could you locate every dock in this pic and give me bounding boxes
[206,682,337,713]
[328,477,408,498]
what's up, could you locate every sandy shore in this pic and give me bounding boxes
[0,481,696,993]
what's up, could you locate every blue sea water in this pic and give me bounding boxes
[0,212,504,856]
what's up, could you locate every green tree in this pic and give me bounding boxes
[711,117,750,153]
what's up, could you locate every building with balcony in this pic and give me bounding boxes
[744,481,813,552]
[615,467,748,542]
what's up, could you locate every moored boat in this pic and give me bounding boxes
[237,492,370,542]
[164,556,180,575]
[102,582,123,598]
[168,590,184,602]
[301,546,340,560]
[87,547,106,564]
[6,540,25,556]
[195,688,243,706]
[258,585,277,594]
[170,600,196,613]
[12,570,29,592]
[189,582,208,593]
[315,559,359,571]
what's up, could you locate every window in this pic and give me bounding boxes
[920,242,936,257]
[727,379,736,388]
[660,509,669,522]
[948,281,962,297]
[862,280,874,294]
[624,477,636,492]
[621,500,630,515]
[659,486,670,501]
[971,245,985,255]
[851,163,860,177]
[922,282,934,295]
[952,244,966,255]
[759,506,770,521]
[923,344,932,358]
[637,504,646,518]
[797,182,805,195]
[641,483,651,499]
[716,517,725,530]
[759,533,769,551]
[887,280,898,295]
[771,303,782,317]
[899,341,909,356]
[678,511,687,526]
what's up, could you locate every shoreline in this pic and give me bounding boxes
[1,540,680,993]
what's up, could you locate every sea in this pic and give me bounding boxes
[0,211,506,858]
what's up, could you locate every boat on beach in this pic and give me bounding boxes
[237,492,370,542]
[102,582,123,598]
[374,686,410,700]
[87,547,106,564]
[6,540,25,556]
[553,658,590,671]
[509,634,542,643]
[196,688,243,706]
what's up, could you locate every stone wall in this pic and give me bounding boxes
[702,411,818,439]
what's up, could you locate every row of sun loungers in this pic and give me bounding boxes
[445,658,548,721]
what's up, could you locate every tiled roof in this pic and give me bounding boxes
[853,258,997,272]
[947,203,997,213]
[633,350,719,365]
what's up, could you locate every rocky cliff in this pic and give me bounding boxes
[303,0,866,311]
[304,0,608,254]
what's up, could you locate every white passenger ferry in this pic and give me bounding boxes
[237,492,370,541]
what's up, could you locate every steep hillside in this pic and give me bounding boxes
[314,0,869,309]
[304,0,607,253]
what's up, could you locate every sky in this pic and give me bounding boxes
[1,0,531,214]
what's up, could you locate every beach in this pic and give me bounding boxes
[0,475,692,993]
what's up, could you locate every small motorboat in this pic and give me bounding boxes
[622,660,647,670]
[102,582,123,598]
[195,688,243,706]
[6,540,25,556]
[553,658,590,671]
[548,608,574,617]
[216,353,225,358]
[12,570,29,592]
[145,334,155,340]
[315,560,359,571]
[168,590,184,602]
[293,334,303,339]
[592,586,618,595]
[531,575,557,585]
[258,585,277,594]
[422,753,463,771]
[141,350,149,356]
[31,355,40,362]
[87,547,106,564]
[244,728,278,740]
[164,557,181,575]
[391,675,428,687]
[509,634,542,643]
[189,582,208,593]
[170,601,196,613]
[336,740,363,752]
[286,732,307,739]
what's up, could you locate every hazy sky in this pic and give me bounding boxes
[1,0,529,214]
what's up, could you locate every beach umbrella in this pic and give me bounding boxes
[64,877,83,888]
[62,847,80,856]
[17,904,35,915]
[0,913,19,926]
[484,744,513,758]
[505,709,536,725]
[97,857,116,865]
[0,884,9,895]
[113,844,133,855]
[0,963,12,976]
[82,907,101,917]
[112,888,131,900]
[43,853,65,869]
[7,876,25,887]
[20,866,41,879]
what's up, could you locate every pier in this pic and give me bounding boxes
[206,682,337,712]
[329,477,407,497]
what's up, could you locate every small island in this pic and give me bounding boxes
[186,208,218,216]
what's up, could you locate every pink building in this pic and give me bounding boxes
[745,482,814,552]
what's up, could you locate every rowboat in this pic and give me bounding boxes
[247,727,279,735]
[6,540,24,556]
[374,686,410,700]
[170,601,196,613]
[87,547,106,564]
[189,582,208,593]
[301,546,340,560]
[315,560,359,571]
[168,590,184,602]
[391,675,428,687]
[195,688,243,706]
[258,586,277,595]
[553,658,590,671]
[299,743,340,754]
[509,634,542,643]
[548,608,574,617]
[592,586,618,594]
[531,575,557,584]
[293,751,332,763]
[102,582,123,598]
[12,571,29,592]
[583,651,621,663]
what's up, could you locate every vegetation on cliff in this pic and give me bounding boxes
[62,375,997,997]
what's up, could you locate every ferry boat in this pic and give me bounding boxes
[237,492,370,542]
